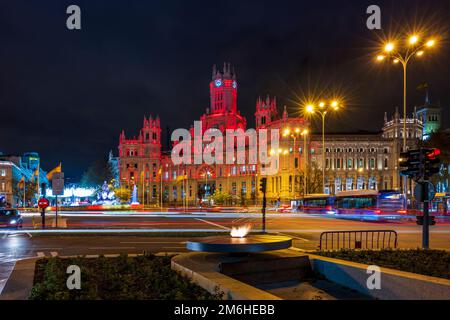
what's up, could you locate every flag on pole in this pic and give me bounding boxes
[46,163,62,181]
[176,174,188,182]
[17,175,25,189]
[33,166,40,183]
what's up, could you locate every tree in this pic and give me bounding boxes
[80,157,115,189]
[114,187,131,204]
[13,179,38,206]
[306,161,323,194]
[209,190,232,206]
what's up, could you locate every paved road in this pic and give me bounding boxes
[1,211,450,295]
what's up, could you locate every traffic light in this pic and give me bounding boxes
[398,150,421,178]
[398,148,441,179]
[422,148,441,178]
[416,215,436,226]
[259,177,267,193]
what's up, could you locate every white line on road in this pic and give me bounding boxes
[119,241,182,244]
[88,247,135,250]
[276,232,310,242]
[195,218,230,230]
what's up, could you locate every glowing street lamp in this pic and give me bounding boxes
[304,99,343,193]
[409,35,418,45]
[385,42,395,52]
[375,33,438,151]
[374,31,439,203]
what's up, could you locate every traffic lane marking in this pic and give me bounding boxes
[88,247,135,250]
[195,218,230,230]
[276,232,310,241]
[119,241,184,244]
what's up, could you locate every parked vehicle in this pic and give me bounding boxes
[0,209,23,229]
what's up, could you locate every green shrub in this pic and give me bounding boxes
[315,249,450,279]
[29,254,223,300]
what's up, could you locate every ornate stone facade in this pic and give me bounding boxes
[118,64,423,205]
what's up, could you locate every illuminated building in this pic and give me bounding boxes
[0,152,49,207]
[117,64,425,205]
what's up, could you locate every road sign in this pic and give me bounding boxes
[38,197,49,209]
[414,181,436,202]
[52,172,64,196]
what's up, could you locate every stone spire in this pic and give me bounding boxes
[282,106,288,119]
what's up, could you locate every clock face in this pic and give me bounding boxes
[214,79,222,87]
[232,81,237,89]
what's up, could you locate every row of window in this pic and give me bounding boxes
[384,130,422,139]
[325,147,389,154]
[325,157,389,170]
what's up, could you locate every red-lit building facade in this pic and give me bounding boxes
[118,64,309,205]
[118,64,418,205]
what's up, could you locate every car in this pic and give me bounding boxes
[0,209,23,229]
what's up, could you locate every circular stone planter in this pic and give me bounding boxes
[186,235,292,253]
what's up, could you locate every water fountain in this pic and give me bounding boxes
[186,224,292,253]
[130,184,140,205]
[92,181,117,205]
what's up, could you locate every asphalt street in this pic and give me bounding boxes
[1,211,450,295]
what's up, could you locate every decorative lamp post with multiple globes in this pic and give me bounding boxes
[376,34,437,151]
[305,100,342,194]
[376,33,438,201]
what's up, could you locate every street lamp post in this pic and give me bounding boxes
[306,100,342,194]
[282,128,300,198]
[301,129,309,195]
[376,35,437,202]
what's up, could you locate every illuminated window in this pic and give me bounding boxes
[241,182,246,195]
[0,169,5,177]
[369,158,375,169]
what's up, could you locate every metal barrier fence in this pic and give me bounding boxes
[318,230,398,251]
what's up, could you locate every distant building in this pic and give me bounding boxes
[416,93,443,140]
[0,152,49,207]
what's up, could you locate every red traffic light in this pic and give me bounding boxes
[425,148,441,160]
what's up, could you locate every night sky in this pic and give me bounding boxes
[1,0,449,179]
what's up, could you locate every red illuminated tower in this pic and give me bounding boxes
[210,62,237,114]
[255,95,278,128]
[141,115,161,158]
[198,63,246,133]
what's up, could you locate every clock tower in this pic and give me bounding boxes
[210,63,237,114]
